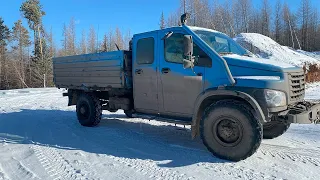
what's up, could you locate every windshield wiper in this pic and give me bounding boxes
[218,52,234,55]
[243,53,253,57]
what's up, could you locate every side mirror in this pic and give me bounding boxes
[183,35,194,69]
[184,35,193,57]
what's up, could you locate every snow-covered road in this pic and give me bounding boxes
[0,88,320,180]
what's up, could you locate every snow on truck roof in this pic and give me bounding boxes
[188,26,226,35]
[134,26,226,37]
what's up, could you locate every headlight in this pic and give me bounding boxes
[264,90,287,107]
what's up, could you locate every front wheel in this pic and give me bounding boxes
[200,100,262,161]
[76,93,102,127]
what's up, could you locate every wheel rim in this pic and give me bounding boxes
[78,102,90,119]
[213,117,243,147]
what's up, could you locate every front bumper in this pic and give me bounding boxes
[287,102,320,124]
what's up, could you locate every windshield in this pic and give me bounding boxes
[193,30,248,56]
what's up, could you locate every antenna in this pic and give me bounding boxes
[183,0,186,13]
[115,43,120,51]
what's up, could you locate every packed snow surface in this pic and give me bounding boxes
[1,87,320,180]
[235,33,320,67]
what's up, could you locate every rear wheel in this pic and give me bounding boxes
[200,100,262,161]
[76,94,102,127]
[263,120,290,139]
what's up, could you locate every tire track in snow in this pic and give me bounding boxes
[198,162,274,180]
[52,114,190,180]
[3,157,40,180]
[66,127,188,180]
[32,145,90,180]
[260,144,320,166]
[0,164,9,180]
[15,158,40,180]
[0,135,41,180]
[8,90,86,180]
[108,155,188,180]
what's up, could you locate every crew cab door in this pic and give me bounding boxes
[159,30,211,118]
[132,32,159,114]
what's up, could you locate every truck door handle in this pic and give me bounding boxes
[135,69,143,75]
[161,68,170,74]
[197,73,203,76]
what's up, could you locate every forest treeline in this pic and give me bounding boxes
[163,0,320,51]
[0,0,320,90]
[0,0,131,90]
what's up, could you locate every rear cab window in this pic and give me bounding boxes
[136,37,154,64]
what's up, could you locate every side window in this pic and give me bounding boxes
[136,37,154,64]
[164,33,212,67]
[164,34,184,63]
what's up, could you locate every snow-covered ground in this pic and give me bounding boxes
[235,33,320,67]
[0,88,320,180]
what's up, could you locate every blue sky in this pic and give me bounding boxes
[1,0,319,46]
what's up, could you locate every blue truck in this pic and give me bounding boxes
[53,14,320,161]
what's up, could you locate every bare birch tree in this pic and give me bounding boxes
[274,0,283,43]
[260,0,271,36]
[101,33,108,52]
[298,0,312,50]
[79,30,87,54]
[87,26,96,53]
[159,11,166,29]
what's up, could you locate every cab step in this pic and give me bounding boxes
[134,113,192,125]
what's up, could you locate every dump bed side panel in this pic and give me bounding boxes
[53,51,126,90]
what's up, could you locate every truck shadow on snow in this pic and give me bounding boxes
[0,109,229,167]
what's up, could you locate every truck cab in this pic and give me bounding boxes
[132,26,213,119]
[53,14,320,161]
[132,24,309,128]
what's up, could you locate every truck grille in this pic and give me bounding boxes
[288,72,305,102]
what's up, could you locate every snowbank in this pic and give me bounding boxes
[296,49,320,61]
[235,33,320,67]
[305,82,320,101]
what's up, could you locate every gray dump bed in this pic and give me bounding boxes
[53,51,132,90]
